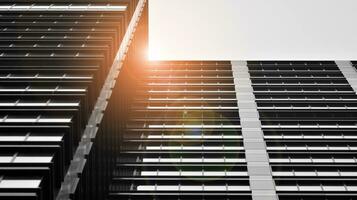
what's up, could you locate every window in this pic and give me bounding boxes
[142,158,246,163]
[148,124,241,128]
[141,171,248,176]
[147,135,242,139]
[137,185,250,191]
[0,179,41,188]
[0,4,127,11]
[146,146,244,150]
[14,156,53,163]
[0,157,13,163]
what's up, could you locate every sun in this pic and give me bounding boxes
[148,46,162,61]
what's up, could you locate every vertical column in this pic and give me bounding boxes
[336,61,357,94]
[231,61,278,200]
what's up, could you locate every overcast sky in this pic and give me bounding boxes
[149,0,357,60]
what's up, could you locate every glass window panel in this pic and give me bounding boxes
[317,172,339,176]
[0,180,41,188]
[347,186,357,191]
[14,156,52,163]
[323,186,346,191]
[299,186,322,191]
[27,136,63,141]
[276,186,298,191]
[340,172,357,176]
[273,171,294,176]
[0,136,26,141]
[0,157,13,163]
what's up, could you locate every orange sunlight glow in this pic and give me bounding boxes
[148,46,162,61]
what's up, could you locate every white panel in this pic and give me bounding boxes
[149,0,357,60]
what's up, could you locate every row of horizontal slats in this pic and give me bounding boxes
[247,61,357,200]
[108,61,253,200]
[0,3,132,199]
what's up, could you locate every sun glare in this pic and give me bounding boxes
[148,46,162,61]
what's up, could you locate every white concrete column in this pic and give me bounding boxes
[231,61,278,200]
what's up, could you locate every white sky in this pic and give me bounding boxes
[149,0,357,60]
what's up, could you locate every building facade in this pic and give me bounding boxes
[0,1,356,200]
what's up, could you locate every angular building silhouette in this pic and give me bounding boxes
[0,1,357,200]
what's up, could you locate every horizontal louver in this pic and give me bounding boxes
[108,61,252,200]
[0,2,132,199]
[248,61,357,200]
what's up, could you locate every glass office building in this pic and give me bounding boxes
[0,1,356,200]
